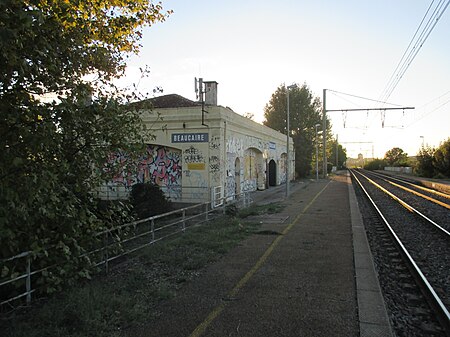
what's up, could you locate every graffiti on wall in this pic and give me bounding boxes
[227,137,243,154]
[109,150,136,187]
[242,179,257,192]
[111,145,182,199]
[279,155,287,184]
[209,135,220,150]
[226,177,235,198]
[225,152,236,198]
[185,171,209,200]
[184,145,206,171]
[243,149,257,181]
[245,135,263,151]
[209,155,220,173]
[184,146,204,163]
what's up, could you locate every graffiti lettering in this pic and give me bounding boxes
[209,135,220,150]
[111,145,182,200]
[184,146,204,163]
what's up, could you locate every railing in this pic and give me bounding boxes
[96,184,213,204]
[0,191,252,308]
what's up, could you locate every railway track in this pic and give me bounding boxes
[350,169,450,336]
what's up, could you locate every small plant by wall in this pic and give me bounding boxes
[130,183,172,219]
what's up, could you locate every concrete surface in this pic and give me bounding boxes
[125,172,392,337]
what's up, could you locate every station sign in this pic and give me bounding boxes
[172,133,209,143]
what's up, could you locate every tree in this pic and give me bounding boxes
[433,138,450,178]
[416,146,435,178]
[364,158,387,171]
[384,147,408,167]
[263,84,331,177]
[0,0,171,291]
[329,138,347,170]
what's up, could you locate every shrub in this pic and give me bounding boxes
[433,138,450,178]
[415,146,435,178]
[130,183,172,219]
[364,158,386,171]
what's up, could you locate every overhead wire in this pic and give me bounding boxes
[328,89,402,106]
[405,90,450,127]
[379,0,450,104]
[378,0,435,103]
[327,89,407,129]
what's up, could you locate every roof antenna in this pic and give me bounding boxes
[194,77,207,127]
[194,77,204,102]
[194,77,198,100]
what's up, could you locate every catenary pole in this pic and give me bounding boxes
[322,89,327,178]
[286,86,290,197]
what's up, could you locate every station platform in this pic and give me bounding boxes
[127,172,392,337]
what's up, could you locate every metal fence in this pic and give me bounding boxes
[0,191,252,308]
[95,184,214,204]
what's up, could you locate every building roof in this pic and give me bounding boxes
[147,94,201,108]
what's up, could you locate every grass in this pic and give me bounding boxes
[0,202,282,337]
[238,202,284,218]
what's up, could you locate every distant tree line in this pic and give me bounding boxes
[415,138,450,178]
[364,138,450,179]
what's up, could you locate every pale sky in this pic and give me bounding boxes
[120,0,450,159]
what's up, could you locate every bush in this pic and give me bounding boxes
[364,158,386,171]
[415,146,435,178]
[130,183,172,219]
[433,138,450,178]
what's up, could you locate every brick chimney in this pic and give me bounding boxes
[203,81,218,106]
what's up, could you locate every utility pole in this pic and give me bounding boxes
[286,84,295,197]
[336,134,339,170]
[286,87,290,197]
[315,124,321,181]
[322,89,327,178]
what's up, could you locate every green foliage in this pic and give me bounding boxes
[329,138,347,169]
[0,0,171,294]
[364,158,387,171]
[130,183,172,219]
[237,202,284,218]
[263,83,333,177]
[1,214,261,336]
[414,138,450,178]
[433,138,450,178]
[225,203,239,217]
[384,147,408,167]
[415,146,435,177]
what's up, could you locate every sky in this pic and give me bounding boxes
[119,0,450,159]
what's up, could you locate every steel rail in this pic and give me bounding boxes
[350,169,450,332]
[366,170,450,200]
[353,170,450,237]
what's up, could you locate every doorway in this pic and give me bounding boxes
[268,159,276,186]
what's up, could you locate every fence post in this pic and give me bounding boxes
[26,254,31,304]
[151,218,155,242]
[182,210,186,232]
[103,232,109,274]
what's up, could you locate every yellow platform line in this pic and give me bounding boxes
[189,181,331,337]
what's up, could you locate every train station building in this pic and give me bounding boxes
[99,81,294,204]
